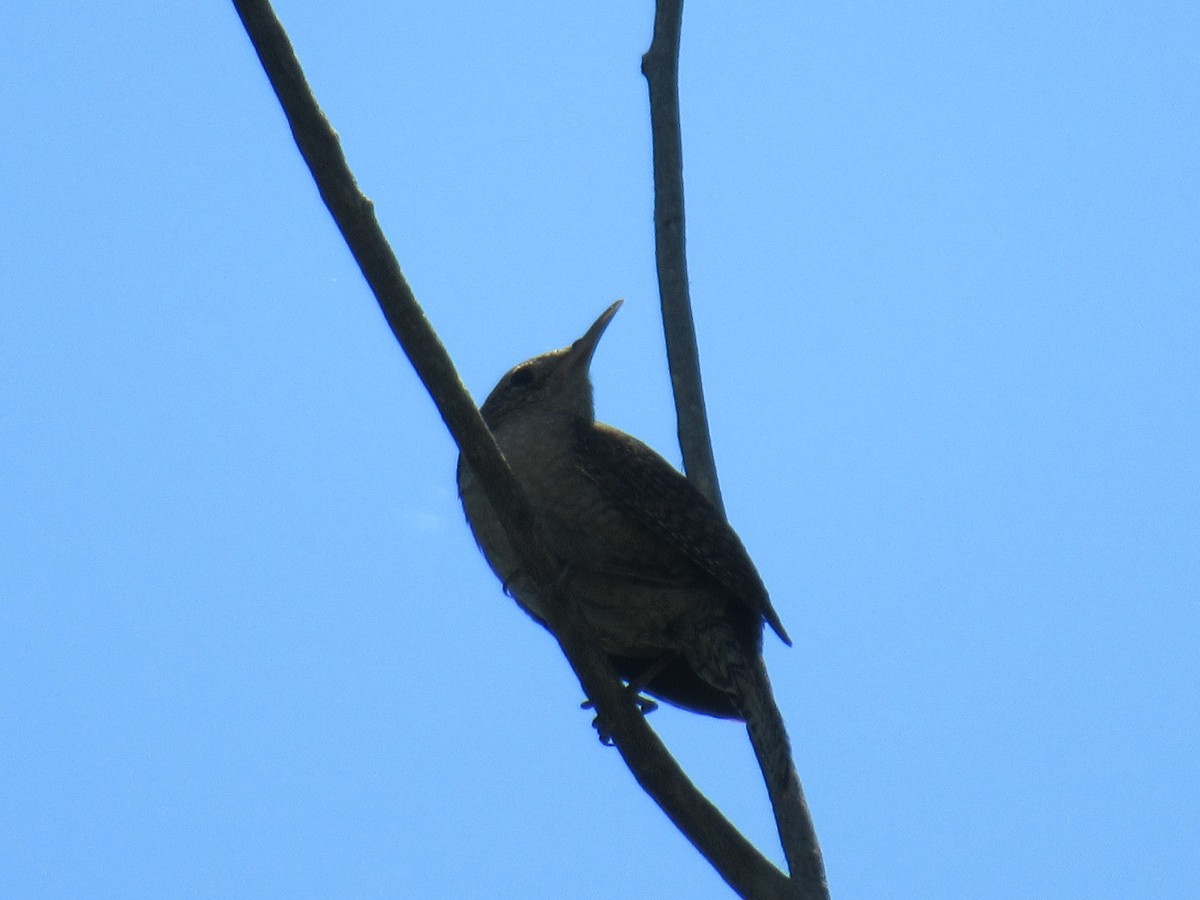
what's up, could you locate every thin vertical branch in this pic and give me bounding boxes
[641,3,829,897]
[641,0,725,515]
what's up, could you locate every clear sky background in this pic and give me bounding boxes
[2,3,1197,898]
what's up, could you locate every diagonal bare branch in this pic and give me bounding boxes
[231,1,798,896]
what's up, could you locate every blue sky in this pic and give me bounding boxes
[2,2,1197,898]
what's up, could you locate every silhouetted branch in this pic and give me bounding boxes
[231,0,797,896]
[642,2,829,896]
[642,0,724,515]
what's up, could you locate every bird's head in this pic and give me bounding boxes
[479,300,622,428]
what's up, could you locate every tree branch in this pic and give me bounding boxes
[642,0,724,515]
[642,2,828,896]
[231,0,797,895]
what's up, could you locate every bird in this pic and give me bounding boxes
[456,301,818,881]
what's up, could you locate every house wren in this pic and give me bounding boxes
[456,304,810,863]
[465,301,796,705]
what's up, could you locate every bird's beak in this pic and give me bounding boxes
[563,299,623,373]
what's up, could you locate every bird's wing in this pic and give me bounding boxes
[572,421,791,645]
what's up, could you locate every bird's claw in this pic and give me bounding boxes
[581,689,658,745]
[500,571,519,599]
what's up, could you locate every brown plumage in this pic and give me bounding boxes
[457,302,819,881]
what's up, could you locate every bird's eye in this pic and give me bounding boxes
[510,368,535,388]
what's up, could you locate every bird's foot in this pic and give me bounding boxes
[499,569,523,599]
[582,688,659,745]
